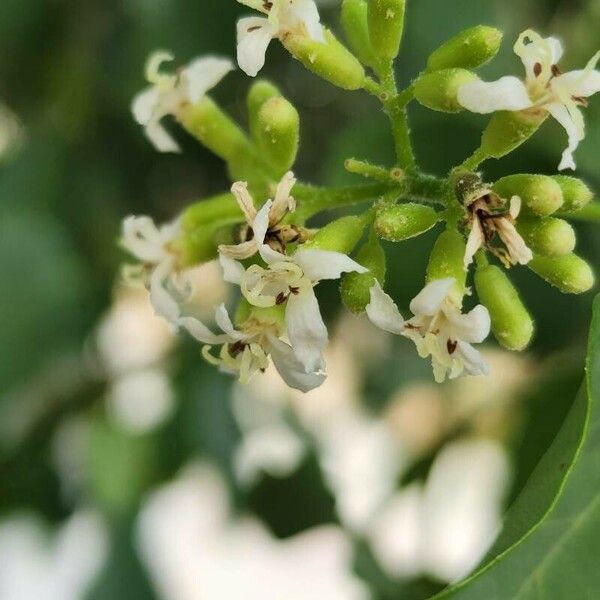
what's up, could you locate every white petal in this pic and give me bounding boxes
[409,279,455,317]
[131,86,159,125]
[287,0,325,42]
[236,17,276,77]
[252,199,273,246]
[267,334,327,392]
[285,287,328,373]
[231,181,257,224]
[464,218,485,269]
[554,69,600,99]
[546,102,583,171]
[457,77,533,114]
[218,240,258,260]
[219,252,246,285]
[183,57,234,104]
[509,195,522,219]
[149,259,181,324]
[366,282,405,335]
[293,249,368,282]
[446,304,491,344]
[514,30,563,82]
[269,172,297,224]
[121,216,167,263]
[214,303,246,340]
[178,315,232,345]
[145,117,181,153]
[258,243,289,264]
[456,341,490,377]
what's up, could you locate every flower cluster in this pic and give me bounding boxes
[120,1,597,392]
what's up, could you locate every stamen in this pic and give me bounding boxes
[534,63,542,77]
[551,64,561,77]
[447,340,458,355]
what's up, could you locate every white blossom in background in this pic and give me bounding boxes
[132,51,233,152]
[236,0,325,77]
[0,512,108,600]
[464,195,533,269]
[0,102,24,161]
[367,279,491,383]
[136,462,370,600]
[458,30,600,170]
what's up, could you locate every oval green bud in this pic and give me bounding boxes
[529,254,595,294]
[480,109,548,159]
[375,202,439,241]
[414,69,479,113]
[283,29,365,90]
[552,175,594,212]
[368,0,406,61]
[475,265,534,351]
[304,215,367,254]
[256,97,300,177]
[341,232,386,313]
[493,174,564,217]
[341,0,376,67]
[180,97,254,164]
[517,217,576,257]
[247,80,281,140]
[426,229,467,302]
[427,26,503,71]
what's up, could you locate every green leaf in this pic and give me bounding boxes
[431,295,600,599]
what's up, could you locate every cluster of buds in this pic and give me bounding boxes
[120,1,598,391]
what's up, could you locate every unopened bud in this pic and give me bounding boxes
[475,264,534,351]
[493,174,563,217]
[341,233,386,313]
[427,26,503,71]
[180,97,253,164]
[426,229,467,301]
[517,217,576,257]
[256,97,300,177]
[414,69,479,113]
[241,302,286,330]
[283,29,365,90]
[368,0,406,61]
[529,254,595,294]
[552,175,594,212]
[375,202,439,241]
[480,110,548,159]
[177,213,235,267]
[304,215,367,254]
[247,80,281,140]
[342,0,376,67]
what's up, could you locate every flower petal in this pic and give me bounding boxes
[236,17,276,77]
[409,278,455,317]
[145,117,181,153]
[131,87,159,125]
[149,259,181,324]
[514,30,563,83]
[446,304,491,344]
[458,77,533,114]
[464,217,485,269]
[269,172,297,225]
[554,68,600,99]
[267,334,327,392]
[456,341,490,377]
[546,102,584,171]
[219,252,246,285]
[183,57,234,104]
[231,181,257,224]
[366,282,405,335]
[252,199,273,246]
[285,287,328,373]
[121,216,168,263]
[287,0,325,43]
[293,249,368,282]
[214,303,246,340]
[178,315,232,345]
[218,240,258,260]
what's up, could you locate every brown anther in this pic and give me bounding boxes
[247,25,262,32]
[289,286,300,295]
[447,339,458,355]
[405,323,419,330]
[229,341,247,357]
[275,292,288,305]
[572,96,588,107]
[551,64,562,77]
[263,1,273,10]
[533,62,542,77]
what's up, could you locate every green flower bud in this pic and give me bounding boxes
[516,217,576,257]
[375,202,439,241]
[414,69,479,113]
[177,218,235,267]
[426,229,467,302]
[180,97,254,164]
[368,0,406,61]
[341,232,386,313]
[475,264,534,351]
[304,215,367,254]
[480,109,548,159]
[552,175,594,212]
[283,29,365,90]
[238,302,286,330]
[247,80,281,140]
[427,26,503,71]
[493,174,564,217]
[256,96,300,177]
[529,254,595,294]
[341,0,377,67]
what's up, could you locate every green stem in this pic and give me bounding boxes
[459,146,488,172]
[475,250,489,269]
[384,93,416,170]
[345,158,400,183]
[405,174,448,206]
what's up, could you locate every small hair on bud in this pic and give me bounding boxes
[368,0,406,61]
[375,203,439,242]
[552,175,594,213]
[414,69,479,113]
[529,254,595,295]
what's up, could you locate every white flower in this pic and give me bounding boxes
[178,304,326,392]
[121,215,189,324]
[236,0,325,77]
[464,194,533,269]
[366,279,491,383]
[457,30,600,170]
[220,225,367,373]
[131,51,233,152]
[219,172,309,259]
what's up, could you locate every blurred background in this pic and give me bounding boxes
[0,0,598,598]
